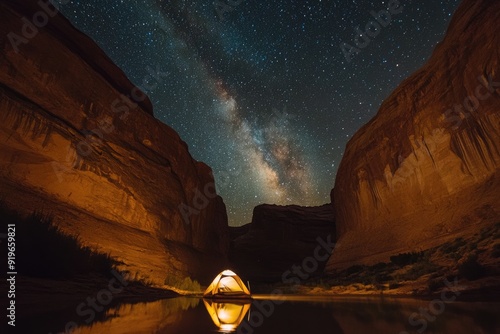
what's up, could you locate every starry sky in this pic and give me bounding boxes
[60,0,461,226]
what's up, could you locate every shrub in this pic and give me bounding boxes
[180,277,201,291]
[458,255,486,281]
[399,261,439,281]
[5,206,115,279]
[370,262,389,272]
[317,279,330,289]
[441,238,466,254]
[164,274,201,292]
[492,244,500,258]
[388,282,401,289]
[374,273,392,283]
[390,252,424,267]
[345,264,365,275]
[428,278,446,292]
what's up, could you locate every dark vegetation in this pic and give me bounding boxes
[493,243,500,258]
[390,251,424,266]
[458,254,486,281]
[301,222,500,294]
[318,251,440,291]
[164,274,202,292]
[2,203,116,279]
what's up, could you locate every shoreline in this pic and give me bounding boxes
[10,275,178,318]
[10,273,500,317]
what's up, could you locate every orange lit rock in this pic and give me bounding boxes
[0,0,228,284]
[327,0,500,271]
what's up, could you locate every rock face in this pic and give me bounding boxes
[0,0,228,284]
[230,204,335,282]
[327,0,500,272]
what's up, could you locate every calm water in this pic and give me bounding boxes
[17,296,500,334]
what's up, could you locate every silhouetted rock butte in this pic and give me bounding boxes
[230,204,335,282]
[0,0,228,284]
[327,0,500,272]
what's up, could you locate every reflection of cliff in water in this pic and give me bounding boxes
[23,296,500,334]
[327,298,500,334]
[74,297,201,334]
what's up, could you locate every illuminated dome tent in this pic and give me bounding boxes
[203,269,251,298]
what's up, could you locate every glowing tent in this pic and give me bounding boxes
[203,299,251,332]
[203,269,251,298]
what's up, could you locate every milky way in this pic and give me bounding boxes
[216,82,313,203]
[60,0,461,225]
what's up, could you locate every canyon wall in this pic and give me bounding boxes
[0,0,228,284]
[230,204,335,282]
[327,0,500,271]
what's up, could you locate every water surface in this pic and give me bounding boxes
[21,296,500,333]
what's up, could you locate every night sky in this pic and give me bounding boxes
[59,0,461,226]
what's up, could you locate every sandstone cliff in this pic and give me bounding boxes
[0,0,228,284]
[327,0,500,271]
[230,204,335,282]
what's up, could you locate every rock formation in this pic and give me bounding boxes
[230,204,335,282]
[327,0,500,271]
[0,0,228,284]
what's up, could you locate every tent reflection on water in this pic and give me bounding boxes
[203,270,252,332]
[203,299,251,333]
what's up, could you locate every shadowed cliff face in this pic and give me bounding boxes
[0,0,228,284]
[327,0,500,271]
[230,204,335,282]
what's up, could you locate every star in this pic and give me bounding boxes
[60,0,462,226]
